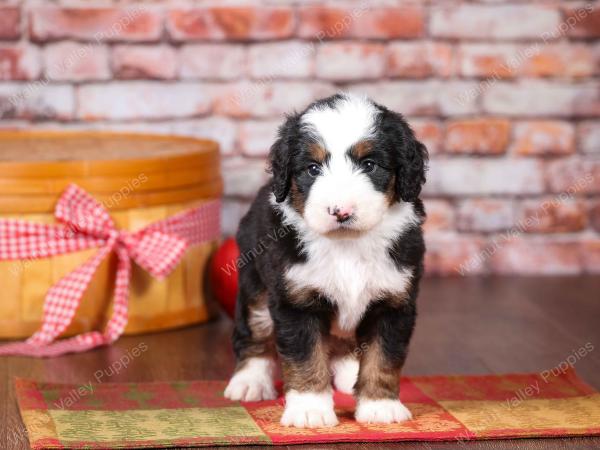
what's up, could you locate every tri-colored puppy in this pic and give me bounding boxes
[224,93,427,428]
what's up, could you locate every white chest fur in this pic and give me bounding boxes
[281,201,418,332]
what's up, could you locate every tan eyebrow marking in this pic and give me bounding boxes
[350,140,373,159]
[309,143,328,163]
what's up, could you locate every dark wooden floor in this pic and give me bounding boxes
[1,276,600,449]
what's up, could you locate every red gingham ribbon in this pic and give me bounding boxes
[0,184,221,357]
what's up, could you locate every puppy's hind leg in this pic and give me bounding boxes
[329,337,359,395]
[224,267,277,402]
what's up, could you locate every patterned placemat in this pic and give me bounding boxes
[15,370,600,449]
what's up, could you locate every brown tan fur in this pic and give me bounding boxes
[385,174,397,205]
[237,291,275,364]
[328,335,358,360]
[284,284,323,309]
[355,338,399,400]
[248,291,273,341]
[289,180,305,214]
[309,143,328,163]
[350,140,373,160]
[282,333,330,392]
[382,290,409,307]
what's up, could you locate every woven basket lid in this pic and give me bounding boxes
[0,131,222,213]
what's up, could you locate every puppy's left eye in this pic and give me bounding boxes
[360,159,376,173]
[307,163,322,177]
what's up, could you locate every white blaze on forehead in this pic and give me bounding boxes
[299,95,386,235]
[301,94,378,156]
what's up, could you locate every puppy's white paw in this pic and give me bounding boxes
[281,390,339,428]
[224,357,277,402]
[355,399,412,424]
[331,356,359,394]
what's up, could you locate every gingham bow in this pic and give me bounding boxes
[0,184,220,357]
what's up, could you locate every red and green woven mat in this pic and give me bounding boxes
[15,370,600,449]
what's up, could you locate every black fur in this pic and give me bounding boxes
[375,106,428,203]
[268,113,302,203]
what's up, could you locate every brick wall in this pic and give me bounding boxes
[0,0,599,275]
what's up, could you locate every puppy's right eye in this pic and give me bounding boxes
[307,164,322,177]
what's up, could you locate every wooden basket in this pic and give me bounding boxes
[0,131,223,339]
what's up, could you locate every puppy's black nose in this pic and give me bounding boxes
[328,206,353,223]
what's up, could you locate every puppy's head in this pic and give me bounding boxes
[269,93,427,236]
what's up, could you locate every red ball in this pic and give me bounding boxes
[209,238,240,318]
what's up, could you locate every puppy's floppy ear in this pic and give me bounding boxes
[396,135,428,203]
[380,109,428,203]
[268,113,300,203]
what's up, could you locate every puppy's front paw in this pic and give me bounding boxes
[355,399,412,424]
[224,377,277,402]
[281,390,339,428]
[224,357,277,402]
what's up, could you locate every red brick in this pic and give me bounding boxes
[522,44,594,78]
[590,201,600,232]
[77,82,213,121]
[30,6,162,42]
[222,157,269,198]
[167,7,294,41]
[0,84,74,120]
[297,6,352,39]
[113,45,176,80]
[457,199,514,233]
[490,239,582,275]
[445,119,510,155]
[565,4,600,38]
[180,44,245,80]
[511,121,575,156]
[0,44,41,80]
[459,44,517,78]
[573,83,600,117]
[438,81,482,116]
[355,81,482,117]
[411,119,443,155]
[170,118,238,156]
[459,44,593,79]
[422,200,454,233]
[365,81,485,117]
[483,81,585,117]
[249,42,314,79]
[581,239,600,274]
[351,7,424,39]
[0,7,21,39]
[425,234,487,275]
[426,158,545,196]
[298,6,424,40]
[431,5,561,40]
[214,81,335,119]
[238,119,280,157]
[387,42,454,78]
[44,42,110,81]
[546,159,600,194]
[352,82,438,117]
[579,121,600,154]
[89,118,239,155]
[517,199,587,233]
[316,42,385,81]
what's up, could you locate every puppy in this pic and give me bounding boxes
[224,93,427,428]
